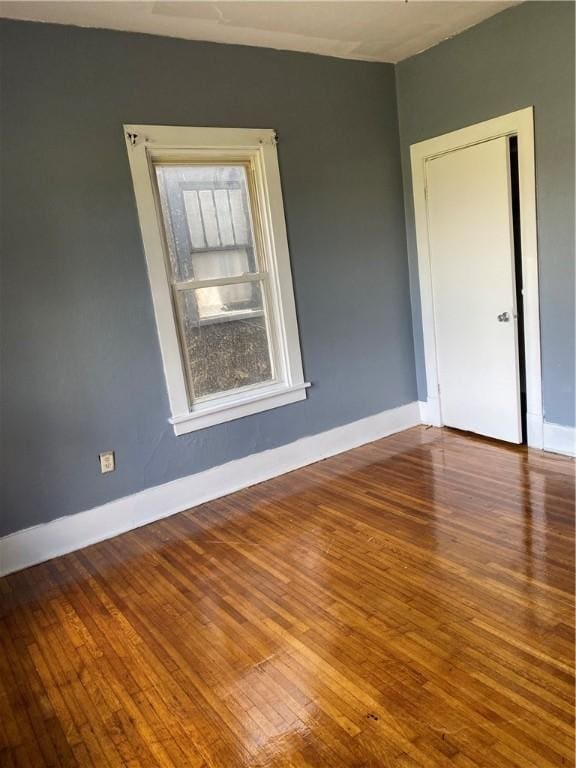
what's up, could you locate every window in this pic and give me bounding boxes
[124,125,308,434]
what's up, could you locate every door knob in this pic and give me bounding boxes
[497,311,511,322]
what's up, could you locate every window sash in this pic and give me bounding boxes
[172,274,280,404]
[158,172,258,282]
[154,156,281,406]
[172,272,267,291]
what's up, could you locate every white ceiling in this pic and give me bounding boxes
[0,1,520,63]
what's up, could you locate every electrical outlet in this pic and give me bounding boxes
[99,451,115,474]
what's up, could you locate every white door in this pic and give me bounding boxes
[425,136,521,443]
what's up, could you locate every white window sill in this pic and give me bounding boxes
[169,382,310,435]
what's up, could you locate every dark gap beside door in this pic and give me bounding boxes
[509,136,527,443]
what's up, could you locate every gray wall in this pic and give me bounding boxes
[396,1,575,427]
[0,20,416,536]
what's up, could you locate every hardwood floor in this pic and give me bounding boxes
[1,426,574,767]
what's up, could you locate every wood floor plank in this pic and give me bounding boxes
[1,426,574,766]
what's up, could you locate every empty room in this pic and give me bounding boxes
[0,1,574,766]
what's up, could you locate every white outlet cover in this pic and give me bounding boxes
[99,451,115,474]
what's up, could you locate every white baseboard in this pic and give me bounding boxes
[543,421,576,457]
[419,397,441,426]
[526,411,544,450]
[0,401,420,577]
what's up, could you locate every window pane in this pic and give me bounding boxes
[155,164,258,282]
[178,281,273,399]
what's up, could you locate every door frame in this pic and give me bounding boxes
[410,107,543,448]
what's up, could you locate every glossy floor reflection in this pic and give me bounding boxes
[1,427,574,767]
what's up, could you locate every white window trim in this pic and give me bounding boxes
[124,125,308,435]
